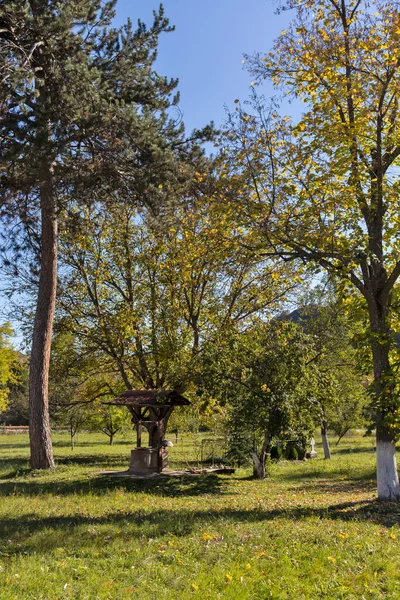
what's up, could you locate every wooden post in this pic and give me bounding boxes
[156,420,162,473]
[137,421,142,448]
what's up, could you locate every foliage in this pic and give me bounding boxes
[270,445,282,461]
[0,323,19,413]
[292,286,368,443]
[0,1,191,227]
[49,331,109,406]
[223,0,400,420]
[221,0,400,496]
[88,403,130,445]
[286,445,298,461]
[56,188,295,393]
[0,351,29,425]
[48,330,125,448]
[0,0,212,468]
[199,321,318,475]
[0,0,195,300]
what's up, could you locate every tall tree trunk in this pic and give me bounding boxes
[372,345,399,500]
[376,423,399,500]
[369,308,400,500]
[29,167,56,469]
[252,434,271,479]
[321,421,331,460]
[252,452,266,478]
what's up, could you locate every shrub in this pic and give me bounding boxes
[286,445,298,460]
[270,445,282,460]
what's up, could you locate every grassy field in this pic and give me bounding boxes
[0,431,399,599]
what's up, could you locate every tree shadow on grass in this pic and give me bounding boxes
[1,497,399,558]
[56,454,128,467]
[332,446,376,455]
[0,457,31,479]
[0,441,31,450]
[273,465,376,484]
[0,452,223,486]
[0,453,126,464]
[289,477,376,495]
[0,453,129,480]
[0,472,225,499]
[229,470,378,498]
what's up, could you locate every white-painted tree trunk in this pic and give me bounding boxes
[376,439,400,500]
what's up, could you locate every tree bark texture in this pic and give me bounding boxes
[369,308,400,499]
[252,435,271,479]
[321,422,331,460]
[252,452,266,479]
[29,168,56,469]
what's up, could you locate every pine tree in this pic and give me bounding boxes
[0,0,198,468]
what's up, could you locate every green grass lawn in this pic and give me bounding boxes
[0,431,399,599]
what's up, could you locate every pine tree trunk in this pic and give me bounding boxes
[29,166,56,470]
[321,421,331,460]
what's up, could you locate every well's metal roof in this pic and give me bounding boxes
[105,390,191,407]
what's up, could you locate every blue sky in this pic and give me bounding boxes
[114,1,289,132]
[2,1,292,342]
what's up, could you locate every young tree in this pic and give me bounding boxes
[290,289,367,458]
[88,404,130,446]
[64,404,89,451]
[0,1,192,468]
[200,321,317,478]
[225,0,400,499]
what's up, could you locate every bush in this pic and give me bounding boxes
[270,445,282,460]
[286,445,298,460]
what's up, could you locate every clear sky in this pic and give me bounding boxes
[113,0,289,132]
[2,1,292,342]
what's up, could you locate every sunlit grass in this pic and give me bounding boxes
[0,431,398,599]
